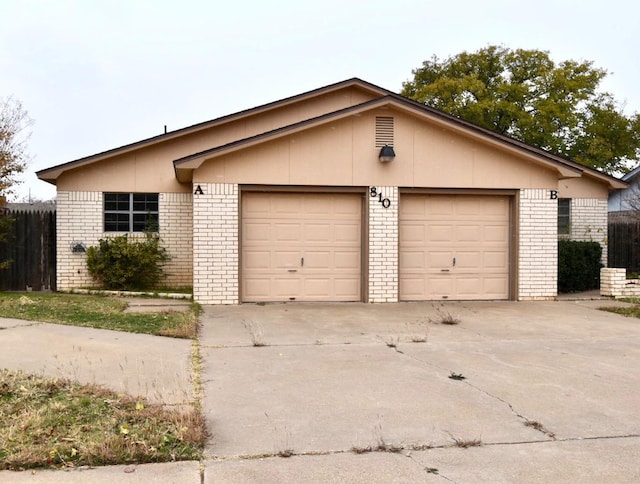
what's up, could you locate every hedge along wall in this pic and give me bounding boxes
[558,240,602,293]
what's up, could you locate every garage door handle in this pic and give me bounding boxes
[288,269,297,273]
[441,269,450,272]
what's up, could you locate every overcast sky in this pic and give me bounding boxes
[2,0,639,201]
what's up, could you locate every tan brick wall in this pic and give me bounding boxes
[368,186,398,303]
[159,192,193,286]
[518,189,557,300]
[192,183,239,304]
[570,198,608,266]
[56,191,103,290]
[57,191,193,291]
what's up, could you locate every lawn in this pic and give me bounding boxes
[0,292,200,339]
[0,369,205,470]
[0,292,206,470]
[600,298,640,319]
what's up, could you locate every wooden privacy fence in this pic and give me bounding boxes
[608,218,640,274]
[0,209,56,291]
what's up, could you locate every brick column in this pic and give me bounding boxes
[159,192,193,287]
[518,189,557,300]
[192,183,239,304]
[368,186,398,303]
[56,191,102,290]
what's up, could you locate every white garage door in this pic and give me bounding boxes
[242,192,362,302]
[400,194,511,301]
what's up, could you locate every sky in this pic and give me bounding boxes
[1,0,639,201]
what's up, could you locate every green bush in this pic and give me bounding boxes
[558,240,602,293]
[86,233,169,290]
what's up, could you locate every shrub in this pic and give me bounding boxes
[558,240,602,293]
[86,233,169,290]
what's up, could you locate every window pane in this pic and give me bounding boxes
[132,194,159,212]
[133,213,159,232]
[105,212,130,232]
[558,199,570,235]
[105,193,130,211]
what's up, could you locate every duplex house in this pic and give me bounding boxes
[37,79,625,304]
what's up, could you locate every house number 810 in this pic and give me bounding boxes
[370,187,391,209]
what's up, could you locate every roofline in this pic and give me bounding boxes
[174,94,590,183]
[622,165,640,182]
[36,77,392,184]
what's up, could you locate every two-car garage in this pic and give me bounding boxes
[240,190,513,303]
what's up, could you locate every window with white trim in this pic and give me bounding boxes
[104,193,159,232]
[558,198,571,235]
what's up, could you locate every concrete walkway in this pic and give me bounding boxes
[2,297,640,482]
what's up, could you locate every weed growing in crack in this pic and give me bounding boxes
[385,336,399,348]
[265,412,293,457]
[426,467,439,474]
[242,319,266,347]
[429,303,461,325]
[524,420,556,438]
[405,320,428,343]
[350,445,372,454]
[448,372,466,381]
[450,436,482,448]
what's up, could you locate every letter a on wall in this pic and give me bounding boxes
[194,185,204,195]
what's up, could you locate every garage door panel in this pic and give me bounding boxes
[334,223,361,243]
[399,277,425,298]
[334,251,361,270]
[454,251,482,270]
[400,224,425,243]
[274,251,302,268]
[335,278,361,298]
[484,225,509,242]
[274,223,302,241]
[457,225,482,242]
[428,251,454,269]
[242,192,361,302]
[400,194,510,301]
[243,223,270,243]
[484,251,509,269]
[244,251,271,269]
[400,251,425,271]
[429,225,454,242]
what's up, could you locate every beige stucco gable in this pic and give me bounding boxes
[194,107,566,189]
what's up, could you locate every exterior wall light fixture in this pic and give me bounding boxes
[378,145,396,163]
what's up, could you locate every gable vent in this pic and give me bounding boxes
[375,116,394,148]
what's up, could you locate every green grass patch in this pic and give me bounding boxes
[0,369,205,470]
[601,305,640,319]
[0,293,200,339]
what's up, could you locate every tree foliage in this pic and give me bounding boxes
[401,45,640,173]
[0,97,31,202]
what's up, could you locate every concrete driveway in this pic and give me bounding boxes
[200,300,640,483]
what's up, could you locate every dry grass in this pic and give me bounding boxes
[0,369,205,470]
[451,436,482,448]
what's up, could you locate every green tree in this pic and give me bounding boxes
[401,45,640,173]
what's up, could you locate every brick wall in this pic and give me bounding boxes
[570,198,608,266]
[368,186,398,303]
[518,189,557,300]
[57,191,193,291]
[159,192,193,286]
[56,191,103,290]
[192,183,239,304]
